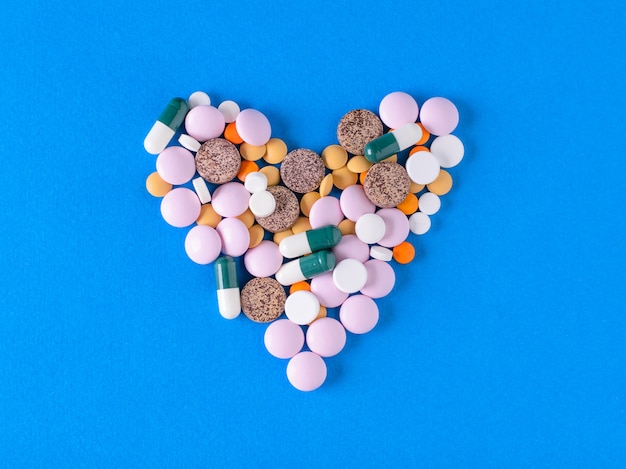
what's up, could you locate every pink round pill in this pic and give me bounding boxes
[235,109,272,146]
[376,208,410,248]
[360,259,395,298]
[340,294,379,334]
[160,188,201,228]
[286,351,327,392]
[419,97,459,136]
[310,272,349,308]
[211,182,250,217]
[306,317,346,357]
[216,217,250,257]
[244,240,283,277]
[379,91,419,129]
[339,185,375,222]
[156,146,196,185]
[184,225,222,264]
[184,105,226,142]
[309,196,344,229]
[332,234,369,263]
[264,319,305,359]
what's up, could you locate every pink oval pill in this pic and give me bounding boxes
[310,272,349,308]
[306,317,346,357]
[211,182,250,217]
[160,187,201,228]
[419,97,459,136]
[235,109,272,146]
[332,234,369,263]
[360,259,395,298]
[216,217,250,257]
[264,319,305,359]
[379,91,419,129]
[156,146,196,185]
[184,225,222,264]
[184,105,226,142]
[309,196,344,229]
[286,351,327,392]
[244,240,283,277]
[340,294,379,334]
[376,208,410,248]
[339,185,375,222]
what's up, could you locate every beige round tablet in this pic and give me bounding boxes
[332,166,358,190]
[255,185,300,233]
[363,162,411,208]
[259,165,280,186]
[427,169,453,195]
[273,229,294,245]
[196,204,222,227]
[241,277,286,323]
[280,149,325,193]
[291,216,312,234]
[146,171,172,197]
[248,224,265,248]
[338,218,356,235]
[347,155,372,174]
[322,144,348,170]
[240,142,266,161]
[237,208,256,229]
[300,192,321,217]
[263,138,288,164]
[337,109,383,155]
[319,174,334,197]
[196,138,241,184]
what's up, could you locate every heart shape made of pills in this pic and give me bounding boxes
[144,91,465,391]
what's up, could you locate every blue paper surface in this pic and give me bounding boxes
[1,0,625,466]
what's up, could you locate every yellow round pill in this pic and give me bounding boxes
[338,218,356,235]
[259,165,280,186]
[322,144,348,170]
[300,192,321,217]
[427,169,453,195]
[146,171,172,197]
[409,181,426,193]
[308,305,327,325]
[332,165,358,190]
[347,155,372,174]
[240,142,266,161]
[248,224,265,249]
[263,138,288,164]
[291,216,312,234]
[319,174,334,197]
[196,204,222,228]
[273,229,293,245]
[237,209,256,229]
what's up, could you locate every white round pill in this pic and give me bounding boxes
[332,258,368,293]
[355,213,386,244]
[244,171,268,193]
[249,190,276,217]
[178,134,201,152]
[370,245,393,261]
[187,91,211,108]
[192,177,212,204]
[430,134,464,168]
[285,290,321,325]
[405,151,440,185]
[218,100,240,123]
[409,212,432,235]
[418,192,441,215]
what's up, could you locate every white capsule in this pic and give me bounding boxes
[144,98,189,155]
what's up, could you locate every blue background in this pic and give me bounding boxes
[1,0,625,467]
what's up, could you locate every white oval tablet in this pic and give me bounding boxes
[332,258,368,293]
[244,171,268,193]
[418,193,441,215]
[192,177,212,204]
[187,91,211,108]
[430,134,464,168]
[285,290,321,325]
[178,134,201,152]
[409,212,431,235]
[405,151,440,185]
[249,190,276,217]
[355,213,386,244]
[218,100,240,123]
[370,245,393,261]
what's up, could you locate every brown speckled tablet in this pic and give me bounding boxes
[196,138,241,184]
[240,277,286,323]
[280,149,325,193]
[337,109,383,155]
[363,162,411,208]
[255,185,299,233]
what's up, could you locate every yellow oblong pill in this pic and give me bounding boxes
[319,174,334,197]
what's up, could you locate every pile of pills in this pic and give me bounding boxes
[144,91,464,391]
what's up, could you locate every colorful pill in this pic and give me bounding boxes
[275,250,336,286]
[214,256,241,319]
[363,123,423,163]
[279,225,342,259]
[144,98,188,154]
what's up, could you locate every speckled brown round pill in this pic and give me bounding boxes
[280,148,325,194]
[195,138,241,184]
[255,185,299,233]
[240,277,286,323]
[363,162,411,208]
[337,109,383,155]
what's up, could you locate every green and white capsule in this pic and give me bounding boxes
[275,250,336,286]
[279,225,342,259]
[214,256,241,319]
[363,122,423,163]
[144,97,189,154]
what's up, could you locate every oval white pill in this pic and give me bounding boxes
[332,258,368,293]
[187,91,211,108]
[178,134,201,152]
[370,245,393,261]
[192,177,212,204]
[409,212,431,235]
[418,192,441,215]
[249,190,276,217]
[285,290,321,325]
[244,171,268,193]
[355,213,386,244]
[218,100,241,123]
[430,134,464,168]
[405,151,440,185]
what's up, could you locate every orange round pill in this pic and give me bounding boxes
[289,281,311,295]
[359,170,368,185]
[146,171,172,197]
[416,123,430,145]
[224,122,244,144]
[392,241,415,264]
[396,193,419,215]
[237,160,260,182]
[409,145,430,156]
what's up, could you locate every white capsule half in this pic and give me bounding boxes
[217,287,241,319]
[144,121,175,155]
